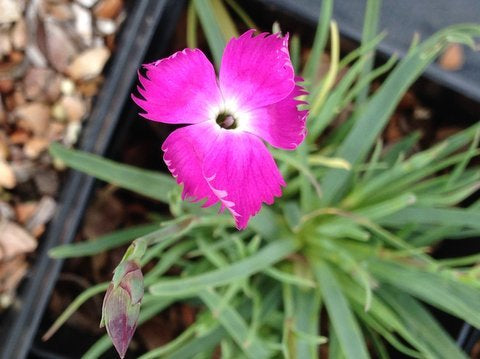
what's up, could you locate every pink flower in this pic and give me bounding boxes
[133,30,308,229]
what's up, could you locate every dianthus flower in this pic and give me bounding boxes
[133,30,308,229]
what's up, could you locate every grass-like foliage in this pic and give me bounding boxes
[48,0,480,357]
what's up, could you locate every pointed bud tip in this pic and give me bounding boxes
[101,261,143,358]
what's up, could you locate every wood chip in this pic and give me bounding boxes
[0,160,16,189]
[67,46,110,80]
[0,220,37,260]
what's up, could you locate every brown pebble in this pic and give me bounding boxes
[33,169,59,196]
[23,67,55,101]
[0,220,37,260]
[11,19,27,50]
[46,122,66,142]
[42,19,78,72]
[15,102,51,136]
[61,95,87,122]
[9,129,29,144]
[46,3,74,21]
[67,46,110,80]
[0,79,14,94]
[24,137,49,159]
[77,77,103,96]
[0,0,21,24]
[0,134,8,160]
[0,160,16,189]
[94,0,123,19]
[15,202,38,224]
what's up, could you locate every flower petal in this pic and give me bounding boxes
[203,130,285,229]
[245,81,308,149]
[219,30,295,111]
[162,122,220,207]
[133,49,221,124]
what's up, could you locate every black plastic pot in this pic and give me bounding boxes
[258,0,480,103]
[0,1,184,358]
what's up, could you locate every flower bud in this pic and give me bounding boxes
[101,260,143,358]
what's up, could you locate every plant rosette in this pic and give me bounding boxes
[47,1,480,358]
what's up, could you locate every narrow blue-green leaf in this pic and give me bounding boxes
[381,131,421,166]
[303,0,333,80]
[49,143,175,203]
[291,286,322,358]
[150,238,298,296]
[186,1,198,48]
[194,0,226,68]
[164,326,225,359]
[379,287,468,359]
[49,223,160,258]
[224,0,257,29]
[320,25,480,204]
[200,289,271,359]
[313,261,369,359]
[356,0,382,105]
[211,0,238,40]
[381,206,480,229]
[369,260,480,328]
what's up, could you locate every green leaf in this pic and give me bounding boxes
[313,261,369,359]
[150,238,298,296]
[194,0,227,68]
[287,285,322,358]
[320,25,480,205]
[186,1,198,48]
[303,0,333,80]
[369,260,480,328]
[49,223,161,258]
[200,289,272,359]
[164,326,225,359]
[355,0,382,105]
[379,287,468,359]
[211,0,238,40]
[49,143,176,203]
[381,206,480,229]
[224,0,257,29]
